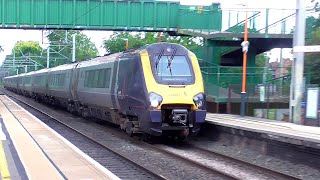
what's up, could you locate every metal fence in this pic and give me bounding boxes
[199,61,308,104]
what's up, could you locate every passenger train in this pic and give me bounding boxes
[3,43,206,139]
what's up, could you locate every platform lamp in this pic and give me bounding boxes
[238,2,250,117]
[157,32,163,43]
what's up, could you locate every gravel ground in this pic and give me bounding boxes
[7,92,230,180]
[189,137,320,180]
[156,144,292,180]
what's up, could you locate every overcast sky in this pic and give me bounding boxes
[0,0,301,64]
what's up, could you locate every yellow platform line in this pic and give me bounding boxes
[0,141,10,180]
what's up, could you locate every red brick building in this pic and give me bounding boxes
[269,58,292,78]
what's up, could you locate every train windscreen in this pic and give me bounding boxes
[153,55,195,85]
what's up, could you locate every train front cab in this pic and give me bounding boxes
[140,43,206,137]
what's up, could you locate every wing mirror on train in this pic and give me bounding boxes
[149,92,163,108]
[193,93,205,109]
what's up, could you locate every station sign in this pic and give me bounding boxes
[293,45,320,53]
[306,88,319,119]
[259,85,265,102]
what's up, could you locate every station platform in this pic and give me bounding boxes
[0,95,120,180]
[205,113,320,149]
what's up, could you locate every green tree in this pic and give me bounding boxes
[103,32,202,54]
[304,14,320,85]
[11,41,46,71]
[47,30,98,67]
[12,41,43,57]
[255,53,268,68]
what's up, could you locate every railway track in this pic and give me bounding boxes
[188,144,301,179]
[2,90,301,180]
[2,90,235,180]
[154,143,301,180]
[1,92,164,180]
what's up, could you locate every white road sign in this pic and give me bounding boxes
[293,45,320,53]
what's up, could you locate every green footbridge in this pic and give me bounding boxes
[189,8,297,115]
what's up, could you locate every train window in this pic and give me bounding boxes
[96,69,106,88]
[84,71,89,87]
[105,68,111,88]
[84,70,95,88]
[84,68,111,88]
[50,73,65,88]
[61,74,65,87]
[89,70,96,87]
[57,74,66,87]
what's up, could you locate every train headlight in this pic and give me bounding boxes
[193,93,206,109]
[149,92,163,108]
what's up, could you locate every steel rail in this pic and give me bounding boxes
[185,143,301,180]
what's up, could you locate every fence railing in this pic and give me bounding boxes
[203,73,292,103]
[178,8,295,37]
[199,60,297,103]
[222,8,296,34]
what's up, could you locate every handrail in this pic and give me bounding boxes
[257,12,296,32]
[225,11,261,31]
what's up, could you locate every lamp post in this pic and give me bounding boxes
[240,5,249,117]
[289,0,306,123]
[157,32,163,42]
[122,38,129,50]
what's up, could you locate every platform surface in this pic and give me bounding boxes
[0,95,120,180]
[206,113,320,146]
[0,117,29,180]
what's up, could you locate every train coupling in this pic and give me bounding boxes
[169,109,188,126]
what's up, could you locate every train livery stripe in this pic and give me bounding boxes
[139,49,204,110]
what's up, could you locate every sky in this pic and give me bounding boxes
[0,0,303,65]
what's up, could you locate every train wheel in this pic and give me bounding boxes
[175,136,186,143]
[142,133,153,143]
[125,121,134,137]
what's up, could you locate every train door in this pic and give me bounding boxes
[70,64,80,100]
[116,58,129,114]
[111,60,120,110]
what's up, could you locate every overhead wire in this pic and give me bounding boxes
[42,0,106,64]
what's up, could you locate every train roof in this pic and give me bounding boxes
[3,76,10,79]
[33,68,50,75]
[3,43,187,79]
[4,74,20,79]
[49,63,77,72]
[77,52,123,68]
[21,71,35,77]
